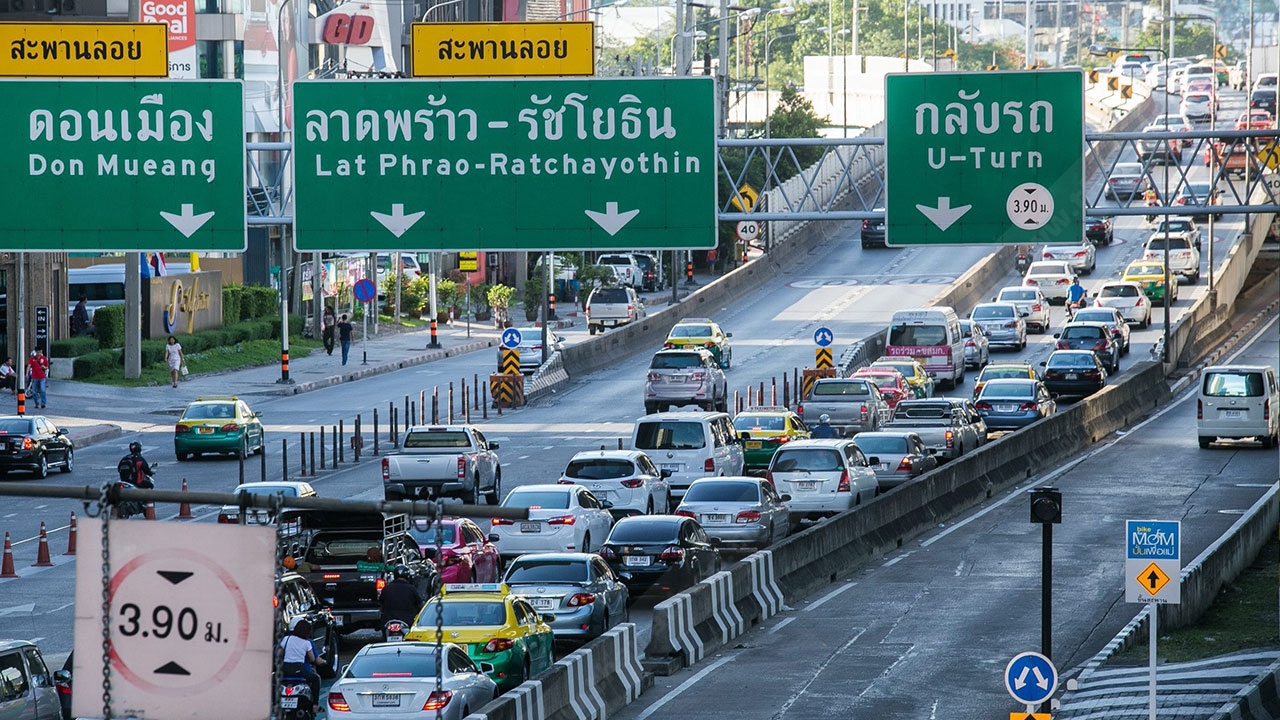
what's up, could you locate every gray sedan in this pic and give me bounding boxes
[675,477,790,551]
[326,642,496,719]
[503,553,629,643]
[852,431,938,489]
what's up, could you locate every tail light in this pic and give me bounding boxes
[328,692,351,712]
[627,305,634,314]
[862,219,871,229]
[585,307,591,319]
[323,573,342,580]
[1024,279,1036,286]
[736,510,762,524]
[1044,370,1060,379]
[492,517,515,526]
[1083,370,1102,380]
[375,578,387,591]
[975,401,992,411]
[1055,278,1070,285]
[381,458,389,480]
[557,478,574,484]
[457,457,467,479]
[704,458,715,472]
[1135,297,1144,306]
[1019,402,1038,411]
[546,515,576,525]
[659,546,685,561]
[567,593,596,607]
[1041,252,1052,259]
[966,339,976,347]
[770,435,791,444]
[663,342,675,349]
[56,682,71,696]
[765,470,774,484]
[704,342,715,349]
[385,621,405,634]
[217,514,236,524]
[1093,340,1108,352]
[620,478,644,488]
[438,551,461,567]
[691,371,706,381]
[599,546,617,560]
[945,430,954,449]
[897,457,913,472]
[1031,303,1043,311]
[1005,321,1019,328]
[21,437,34,451]
[836,471,851,493]
[175,424,191,434]
[1056,340,1069,350]
[675,509,696,519]
[648,372,661,381]
[221,423,240,432]
[796,404,804,415]
[484,638,515,653]
[1073,251,1087,258]
[859,404,869,421]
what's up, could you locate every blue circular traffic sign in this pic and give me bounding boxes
[813,326,835,347]
[500,328,524,350]
[353,278,377,304]
[1004,652,1057,706]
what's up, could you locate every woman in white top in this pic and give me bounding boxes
[278,619,322,702]
[163,336,185,388]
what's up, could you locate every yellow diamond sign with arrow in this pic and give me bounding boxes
[1257,141,1280,172]
[729,184,759,213]
[1136,562,1171,596]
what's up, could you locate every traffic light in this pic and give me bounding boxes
[1030,487,1062,524]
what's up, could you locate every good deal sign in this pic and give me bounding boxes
[141,0,196,78]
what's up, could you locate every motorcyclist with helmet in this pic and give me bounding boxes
[117,441,156,490]
[810,414,839,439]
[378,565,425,638]
[1066,277,1087,320]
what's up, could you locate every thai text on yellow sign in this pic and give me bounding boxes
[0,23,169,77]
[411,22,595,77]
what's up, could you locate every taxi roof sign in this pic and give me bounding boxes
[441,582,507,595]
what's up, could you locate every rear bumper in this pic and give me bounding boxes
[703,523,770,547]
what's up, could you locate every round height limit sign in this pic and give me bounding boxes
[73,519,276,720]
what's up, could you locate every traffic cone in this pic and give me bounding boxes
[64,512,76,556]
[0,532,16,578]
[177,478,194,520]
[32,522,53,567]
[144,503,156,521]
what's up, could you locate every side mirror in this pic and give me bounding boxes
[255,412,265,419]
[926,448,936,455]
[726,332,733,338]
[1020,310,1030,317]
[53,670,70,685]
[738,431,751,442]
[488,533,501,543]
[599,499,614,509]
[340,663,350,675]
[1052,333,1061,339]
[489,442,500,449]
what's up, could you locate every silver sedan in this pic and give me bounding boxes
[503,552,630,643]
[325,642,496,719]
[675,477,790,551]
[852,431,938,489]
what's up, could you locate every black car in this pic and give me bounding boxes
[631,252,663,292]
[0,415,73,478]
[1173,181,1223,220]
[598,515,720,597]
[861,207,887,248]
[1040,350,1108,399]
[277,571,341,678]
[1054,322,1120,374]
[1084,215,1113,246]
[1250,89,1277,116]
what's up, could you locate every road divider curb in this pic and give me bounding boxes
[276,339,497,396]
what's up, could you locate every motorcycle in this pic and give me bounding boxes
[382,618,409,643]
[110,476,152,519]
[1066,299,1085,321]
[278,678,315,720]
[1015,247,1031,275]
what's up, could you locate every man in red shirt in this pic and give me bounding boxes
[27,348,49,409]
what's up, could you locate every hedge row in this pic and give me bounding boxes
[93,305,125,350]
[222,286,241,327]
[51,337,97,358]
[225,285,278,322]
[73,315,304,379]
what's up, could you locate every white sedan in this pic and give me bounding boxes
[216,481,316,525]
[1040,239,1096,275]
[1092,281,1153,327]
[558,449,672,517]
[1022,261,1079,304]
[325,642,496,720]
[489,484,615,559]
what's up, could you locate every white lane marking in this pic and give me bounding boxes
[543,446,554,450]
[804,582,856,612]
[2,514,14,519]
[1236,483,1275,488]
[773,628,866,718]
[634,654,738,720]
[517,455,530,460]
[883,551,913,567]
[34,505,47,510]
[769,617,796,634]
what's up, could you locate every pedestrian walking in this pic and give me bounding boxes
[337,314,354,366]
[71,296,90,337]
[164,335,186,388]
[27,348,49,409]
[322,306,336,356]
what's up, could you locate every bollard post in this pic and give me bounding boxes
[783,374,790,408]
[310,432,316,476]
[432,386,440,424]
[758,381,764,405]
[465,389,472,424]
[794,368,799,400]
[734,391,740,414]
[373,408,380,457]
[260,439,267,481]
[238,453,245,484]
[473,374,480,411]
[410,400,416,429]
[483,387,488,420]
[299,432,307,476]
[332,425,338,467]
[448,383,454,424]
[339,420,345,463]
[320,426,326,470]
[419,390,426,424]
[617,438,623,450]
[355,415,362,462]
[404,395,410,430]
[771,378,777,405]
[386,402,393,442]
[281,438,288,479]
[393,408,400,448]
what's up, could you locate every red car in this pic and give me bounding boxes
[1235,109,1273,130]
[408,517,502,584]
[851,368,911,409]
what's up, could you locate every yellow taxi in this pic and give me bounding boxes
[404,583,554,692]
[1122,260,1179,305]
[869,358,935,398]
[663,318,733,368]
[971,362,1039,400]
[174,396,265,461]
[732,407,810,471]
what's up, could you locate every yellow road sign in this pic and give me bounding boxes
[411,22,595,77]
[814,348,833,369]
[1136,562,1171,596]
[1088,69,1099,83]
[499,348,521,375]
[1011,714,1052,720]
[986,64,999,71]
[0,22,168,77]
[459,251,478,272]
[1215,43,1228,60]
[1120,84,1133,99]
[1257,141,1280,171]
[729,184,758,213]
[1106,76,1119,91]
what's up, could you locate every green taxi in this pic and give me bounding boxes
[664,318,733,368]
[732,408,810,471]
[174,396,265,461]
[404,583,554,693]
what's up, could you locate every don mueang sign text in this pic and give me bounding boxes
[2,23,168,77]
[411,22,594,77]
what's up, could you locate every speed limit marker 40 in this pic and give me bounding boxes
[74,519,276,720]
[736,220,761,242]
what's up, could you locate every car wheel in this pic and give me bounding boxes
[1263,433,1277,450]
[33,453,47,479]
[176,451,189,462]
[646,497,654,515]
[644,402,658,415]
[319,632,339,679]
[60,448,73,474]
[460,479,478,505]
[582,532,591,553]
[237,439,248,461]
[485,470,501,505]
[1198,436,1213,449]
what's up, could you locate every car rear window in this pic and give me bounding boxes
[683,481,760,503]
[998,290,1038,302]
[1028,262,1069,275]
[403,430,470,448]
[634,421,706,450]
[980,383,1034,400]
[1100,285,1139,298]
[502,490,570,510]
[812,381,870,397]
[346,650,439,679]
[182,404,236,420]
[1146,238,1190,251]
[505,558,589,584]
[668,325,712,339]
[423,600,506,626]
[771,449,844,472]
[1127,264,1163,276]
[591,288,629,304]
[304,534,384,564]
[1203,371,1266,397]
[972,305,1014,320]
[893,403,950,419]
[607,519,680,543]
[853,435,907,454]
[981,367,1031,381]
[1061,326,1105,340]
[650,353,703,370]
[888,324,948,345]
[0,419,34,434]
[733,415,785,432]
[1073,311,1114,324]
[565,458,635,480]
[1048,353,1096,369]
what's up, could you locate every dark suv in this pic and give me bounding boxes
[277,571,341,677]
[632,252,663,292]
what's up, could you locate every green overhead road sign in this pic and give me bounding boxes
[0,80,246,251]
[885,70,1084,245]
[293,78,717,251]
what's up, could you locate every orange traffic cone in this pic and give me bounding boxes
[144,502,156,521]
[0,532,16,578]
[177,478,194,520]
[64,512,77,556]
[32,522,53,567]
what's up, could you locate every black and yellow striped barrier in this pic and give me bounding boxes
[499,348,521,375]
[490,373,525,409]
[814,348,833,370]
[800,367,837,400]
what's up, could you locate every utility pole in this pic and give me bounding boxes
[718,0,730,137]
[125,254,141,379]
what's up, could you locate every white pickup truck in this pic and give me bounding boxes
[381,425,502,504]
[585,286,645,335]
[597,253,643,289]
[1143,233,1201,283]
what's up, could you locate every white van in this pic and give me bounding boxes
[68,262,191,321]
[630,411,744,497]
[885,307,966,389]
[1198,365,1279,448]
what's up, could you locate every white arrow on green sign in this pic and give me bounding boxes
[885,70,1084,245]
[0,80,246,252]
[292,78,717,252]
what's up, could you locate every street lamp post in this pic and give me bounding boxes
[420,0,463,21]
[670,30,707,73]
[1092,41,1171,367]
[761,7,797,138]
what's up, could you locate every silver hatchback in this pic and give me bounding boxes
[644,349,729,414]
[766,439,880,523]
[851,431,938,489]
[969,302,1027,350]
[675,477,790,550]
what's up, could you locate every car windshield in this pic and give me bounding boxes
[1099,285,1140,298]
[607,519,680,543]
[812,381,870,397]
[981,382,1034,400]
[998,289,1038,302]
[234,485,300,497]
[408,521,458,548]
[1073,311,1114,323]
[771,449,844,472]
[972,305,1014,320]
[650,353,703,370]
[683,481,760,503]
[1028,262,1068,275]
[888,324,948,345]
[1202,371,1266,397]
[1127,264,1163,276]
[564,458,635,480]
[1048,353,1096,369]
[423,600,507,626]
[634,421,706,450]
[981,367,1031,381]
[505,558,589,584]
[668,325,713,339]
[1112,163,1142,176]
[591,288,629,304]
[346,650,440,679]
[856,374,900,390]
[503,490,570,510]
[733,415,785,432]
[403,430,470,449]
[0,419,34,434]
[1061,326,1105,340]
[874,362,916,376]
[182,403,236,420]
[1184,93,1210,103]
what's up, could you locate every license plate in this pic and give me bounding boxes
[530,598,555,610]
[1222,410,1244,419]
[624,555,652,566]
[197,426,214,434]
[794,481,818,490]
[520,523,541,533]
[997,404,1017,412]
[332,615,344,627]
[661,464,680,472]
[372,694,400,707]
[877,464,888,471]
[1065,373,1078,380]
[280,697,299,709]
[702,514,730,524]
[746,441,762,450]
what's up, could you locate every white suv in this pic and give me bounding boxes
[1143,235,1201,283]
[558,450,672,516]
[1198,365,1280,448]
[630,411,744,497]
